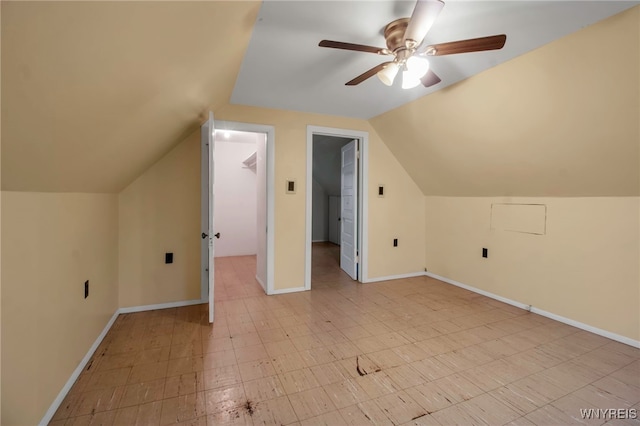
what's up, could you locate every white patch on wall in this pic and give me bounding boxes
[490,203,547,235]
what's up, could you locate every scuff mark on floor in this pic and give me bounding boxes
[244,399,255,416]
[356,356,366,376]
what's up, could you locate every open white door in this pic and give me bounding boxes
[340,140,358,280]
[201,112,215,323]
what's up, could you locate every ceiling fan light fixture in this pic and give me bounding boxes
[377,62,399,86]
[406,56,429,79]
[402,70,421,89]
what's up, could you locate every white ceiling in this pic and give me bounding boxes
[231,1,638,119]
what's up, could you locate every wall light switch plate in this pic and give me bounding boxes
[286,179,296,194]
[378,185,385,198]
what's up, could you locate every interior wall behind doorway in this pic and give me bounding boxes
[214,133,259,257]
[311,135,353,244]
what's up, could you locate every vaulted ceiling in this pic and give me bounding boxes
[2,1,638,196]
[1,1,261,192]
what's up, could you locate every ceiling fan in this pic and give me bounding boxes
[318,0,507,89]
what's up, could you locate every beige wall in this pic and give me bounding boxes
[216,105,425,287]
[119,130,201,308]
[117,105,426,304]
[1,192,118,425]
[425,196,640,341]
[370,6,639,197]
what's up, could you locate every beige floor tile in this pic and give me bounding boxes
[299,347,338,367]
[323,378,370,409]
[234,344,269,364]
[71,387,125,417]
[243,375,286,403]
[202,349,236,370]
[169,341,203,360]
[355,400,397,425]
[206,408,254,425]
[385,364,428,389]
[164,372,202,399]
[167,356,204,378]
[84,368,131,392]
[263,339,297,357]
[51,251,640,426]
[203,384,246,415]
[160,392,206,425]
[299,410,346,426]
[592,376,640,406]
[238,359,277,382]
[250,395,298,425]
[112,405,139,425]
[202,364,242,391]
[134,347,172,366]
[289,387,337,420]
[65,409,117,426]
[97,353,137,372]
[410,357,455,382]
[508,374,569,406]
[279,368,321,394]
[202,337,234,354]
[326,341,360,360]
[270,351,307,374]
[374,391,426,425]
[356,372,402,399]
[119,378,166,408]
[310,361,351,386]
[128,361,168,384]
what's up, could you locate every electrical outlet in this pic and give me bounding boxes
[84,280,89,299]
[482,248,488,258]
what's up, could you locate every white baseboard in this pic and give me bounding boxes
[364,271,426,283]
[424,271,640,349]
[529,306,640,349]
[256,275,266,292]
[118,299,203,314]
[39,310,120,426]
[311,239,328,243]
[424,272,530,310]
[270,286,307,295]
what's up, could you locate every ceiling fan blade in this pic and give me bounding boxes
[425,34,507,56]
[403,0,445,47]
[346,62,393,86]
[421,69,441,87]
[319,40,386,55]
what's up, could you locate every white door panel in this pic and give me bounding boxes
[340,140,358,280]
[201,112,215,323]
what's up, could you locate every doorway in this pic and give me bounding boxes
[305,126,369,290]
[201,121,275,309]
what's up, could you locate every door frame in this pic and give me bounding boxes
[201,120,276,298]
[305,126,369,290]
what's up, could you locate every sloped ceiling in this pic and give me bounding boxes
[232,1,637,119]
[370,6,639,196]
[1,1,260,192]
[2,1,637,197]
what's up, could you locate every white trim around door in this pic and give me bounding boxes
[305,126,369,290]
[201,120,276,297]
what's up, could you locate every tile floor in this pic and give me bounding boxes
[51,243,640,425]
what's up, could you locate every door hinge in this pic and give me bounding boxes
[356,150,360,159]
[355,255,359,263]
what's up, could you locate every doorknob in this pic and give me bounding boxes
[214,232,221,239]
[201,232,208,239]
